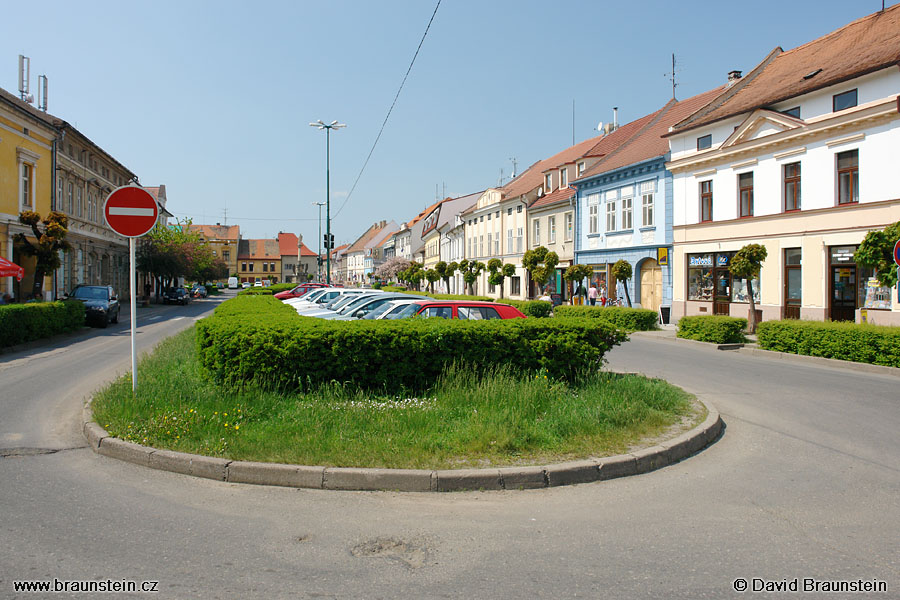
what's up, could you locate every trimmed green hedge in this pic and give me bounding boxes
[196,295,626,391]
[0,300,85,348]
[505,299,553,318]
[677,315,747,344]
[757,319,900,368]
[268,283,296,294]
[401,290,496,302]
[237,288,274,296]
[555,305,659,331]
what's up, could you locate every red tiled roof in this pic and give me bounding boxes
[584,86,725,177]
[189,224,240,241]
[299,243,317,257]
[237,239,280,259]
[501,135,604,200]
[529,186,576,211]
[670,4,900,134]
[277,232,298,256]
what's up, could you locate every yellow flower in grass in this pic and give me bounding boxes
[234,425,240,431]
[224,423,229,428]
[224,413,228,417]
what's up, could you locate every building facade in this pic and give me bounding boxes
[237,239,281,284]
[190,223,240,282]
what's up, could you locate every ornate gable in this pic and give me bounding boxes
[720,109,805,149]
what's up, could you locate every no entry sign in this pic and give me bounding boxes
[103,186,159,238]
[894,239,900,267]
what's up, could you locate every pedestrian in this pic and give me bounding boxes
[0,293,11,305]
[588,283,598,306]
[600,283,607,306]
[574,281,586,305]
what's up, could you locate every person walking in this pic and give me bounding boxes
[588,283,598,306]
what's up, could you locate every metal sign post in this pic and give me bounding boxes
[130,238,137,392]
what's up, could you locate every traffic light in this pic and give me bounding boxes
[323,233,335,249]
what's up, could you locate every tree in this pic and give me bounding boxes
[564,264,593,301]
[522,246,559,298]
[425,269,440,293]
[434,261,457,294]
[375,256,411,283]
[137,219,212,296]
[610,259,633,307]
[729,243,768,333]
[855,221,900,288]
[457,259,485,295]
[14,211,71,299]
[487,258,516,298]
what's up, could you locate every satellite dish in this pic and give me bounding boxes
[597,122,604,132]
[537,187,544,197]
[24,93,34,104]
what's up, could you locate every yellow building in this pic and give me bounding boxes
[190,224,241,282]
[237,239,281,284]
[1,87,55,301]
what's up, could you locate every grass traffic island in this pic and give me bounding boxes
[91,327,704,471]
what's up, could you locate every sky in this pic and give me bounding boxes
[2,0,893,248]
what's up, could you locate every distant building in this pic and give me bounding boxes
[237,239,281,284]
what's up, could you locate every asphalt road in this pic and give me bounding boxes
[1,301,898,599]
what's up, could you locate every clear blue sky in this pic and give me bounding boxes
[2,0,892,247]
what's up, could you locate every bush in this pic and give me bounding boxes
[237,288,274,296]
[677,315,746,344]
[505,299,553,318]
[0,300,85,348]
[399,290,496,302]
[757,319,900,367]
[268,283,296,294]
[555,305,659,331]
[196,295,627,392]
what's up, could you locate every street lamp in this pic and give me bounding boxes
[309,119,346,284]
[311,201,325,281]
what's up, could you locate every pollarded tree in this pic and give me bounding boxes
[522,246,559,298]
[729,243,768,333]
[434,260,458,294]
[425,269,440,294]
[855,221,900,288]
[564,263,593,301]
[487,258,516,298]
[610,259,633,307]
[458,259,485,295]
[14,211,71,299]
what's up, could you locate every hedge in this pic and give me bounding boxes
[0,300,85,348]
[757,319,900,368]
[504,299,553,318]
[676,315,747,344]
[554,305,659,331]
[237,288,274,296]
[268,283,297,294]
[195,295,626,392]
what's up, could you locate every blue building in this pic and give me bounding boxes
[573,88,721,314]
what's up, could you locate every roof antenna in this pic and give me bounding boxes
[509,157,518,179]
[664,53,680,100]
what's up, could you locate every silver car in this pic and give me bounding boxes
[325,294,428,320]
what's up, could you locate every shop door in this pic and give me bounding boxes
[640,260,662,313]
[714,270,731,315]
[830,266,856,321]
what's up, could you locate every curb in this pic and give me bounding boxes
[81,398,722,493]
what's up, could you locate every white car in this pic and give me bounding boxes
[284,288,337,308]
[291,289,371,314]
[300,291,384,318]
[365,298,427,320]
[328,294,428,320]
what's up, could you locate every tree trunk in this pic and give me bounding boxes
[622,280,632,308]
[747,279,757,334]
[31,268,45,300]
[499,280,504,299]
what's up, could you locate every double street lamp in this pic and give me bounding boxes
[309,119,346,284]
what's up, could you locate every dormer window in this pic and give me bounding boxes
[833,89,857,112]
[545,173,552,191]
[782,106,801,118]
[577,161,585,177]
[697,134,712,151]
[559,168,568,188]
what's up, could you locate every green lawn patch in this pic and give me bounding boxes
[92,327,699,469]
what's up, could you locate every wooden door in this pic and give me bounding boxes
[640,260,662,313]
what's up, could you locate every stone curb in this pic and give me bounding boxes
[81,398,722,493]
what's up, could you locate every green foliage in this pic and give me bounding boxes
[14,210,71,298]
[237,288,274,296]
[554,305,659,331]
[458,259,486,294]
[564,264,593,283]
[855,221,900,287]
[757,319,900,367]
[268,283,296,294]
[677,315,747,344]
[399,290,494,302]
[0,300,85,347]
[730,244,768,279]
[504,299,553,318]
[522,246,560,289]
[610,260,632,283]
[195,296,627,392]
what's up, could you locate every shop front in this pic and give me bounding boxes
[687,252,759,317]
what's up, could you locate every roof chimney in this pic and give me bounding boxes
[216,222,221,226]
[728,70,743,85]
[613,107,618,129]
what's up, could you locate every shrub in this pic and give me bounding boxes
[505,299,552,318]
[555,305,659,331]
[0,300,85,348]
[195,296,626,392]
[399,290,495,302]
[237,288,274,296]
[268,283,296,294]
[757,319,900,367]
[677,315,746,344]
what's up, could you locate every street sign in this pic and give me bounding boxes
[103,186,159,238]
[893,239,900,267]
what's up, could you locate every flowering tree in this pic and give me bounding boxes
[375,256,411,284]
[14,211,71,299]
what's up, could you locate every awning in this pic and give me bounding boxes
[0,256,24,281]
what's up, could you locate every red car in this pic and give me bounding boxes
[388,300,526,320]
[273,282,328,300]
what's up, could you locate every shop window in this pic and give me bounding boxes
[688,254,714,301]
[783,163,801,211]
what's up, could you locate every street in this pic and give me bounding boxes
[1,301,898,599]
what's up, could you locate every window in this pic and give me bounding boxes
[487,212,491,221]
[588,194,599,234]
[496,211,500,219]
[507,229,513,254]
[494,234,499,255]
[249,263,254,272]
[516,227,523,253]
[22,164,32,208]
[622,195,633,230]
[241,262,247,271]
[577,161,585,177]
[88,192,95,221]
[487,232,493,255]
[559,168,568,188]
[739,172,754,217]
[459,306,501,320]
[479,235,484,256]
[271,262,275,271]
[507,208,512,216]
[223,251,230,262]
[782,106,801,118]
[533,220,540,245]
[57,178,63,211]
[545,173,552,191]
[565,212,573,240]
[423,306,452,319]
[641,181,655,227]
[549,216,556,243]
[479,215,484,223]
[76,187,83,218]
[700,180,713,222]
[606,201,616,232]
[784,248,802,318]
[517,205,523,213]
[510,276,521,296]
[67,182,74,213]
[833,89,857,112]
[263,263,268,272]
[697,134,712,150]
[837,150,858,204]
[784,163,801,211]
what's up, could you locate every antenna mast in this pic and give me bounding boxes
[664,53,679,100]
[509,157,518,180]
[572,99,575,145]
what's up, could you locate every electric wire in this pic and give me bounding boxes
[331,0,441,222]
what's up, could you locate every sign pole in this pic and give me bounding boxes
[130,237,137,393]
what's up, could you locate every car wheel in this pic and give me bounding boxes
[99,313,109,328]
[111,309,119,324]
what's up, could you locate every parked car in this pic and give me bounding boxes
[385,300,526,320]
[326,294,429,320]
[273,282,328,300]
[163,287,191,305]
[253,281,263,287]
[241,282,251,289]
[69,285,120,328]
[191,284,208,298]
[298,290,383,317]
[227,277,239,289]
[363,298,426,320]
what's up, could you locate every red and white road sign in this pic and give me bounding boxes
[103,186,159,238]
[894,239,900,267]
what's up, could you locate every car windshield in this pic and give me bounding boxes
[338,295,382,314]
[302,289,329,302]
[73,287,107,300]
[387,302,424,319]
[362,301,403,319]
[326,294,365,310]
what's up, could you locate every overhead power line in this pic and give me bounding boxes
[332,0,441,221]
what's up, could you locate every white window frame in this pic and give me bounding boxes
[559,168,568,188]
[565,212,573,241]
[548,216,556,244]
[577,162,585,177]
[622,195,633,230]
[532,219,540,246]
[507,229,513,254]
[606,200,617,232]
[640,181,655,227]
[516,227,523,253]
[545,173,552,191]
[17,148,40,212]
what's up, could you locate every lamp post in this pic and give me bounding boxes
[312,201,325,281]
[309,120,346,284]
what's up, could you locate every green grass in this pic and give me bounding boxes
[91,327,700,469]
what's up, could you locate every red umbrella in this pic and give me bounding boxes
[0,256,24,281]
